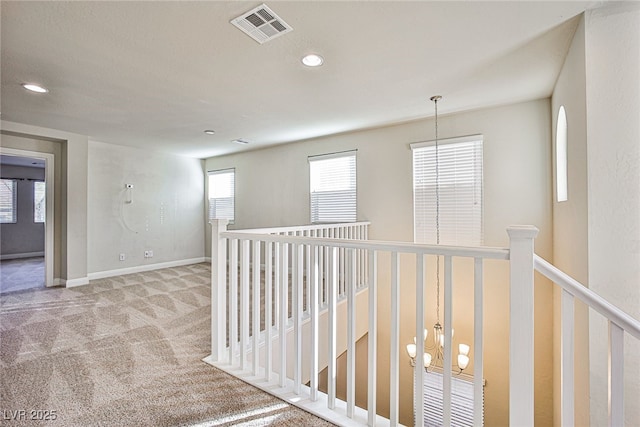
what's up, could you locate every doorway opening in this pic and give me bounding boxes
[0,150,54,293]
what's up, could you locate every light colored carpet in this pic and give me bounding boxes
[0,263,335,426]
[0,257,45,294]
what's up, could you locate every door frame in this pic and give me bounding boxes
[0,147,55,287]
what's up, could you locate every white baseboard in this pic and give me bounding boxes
[65,277,90,288]
[87,257,207,281]
[0,251,45,261]
[50,277,90,288]
[204,257,212,262]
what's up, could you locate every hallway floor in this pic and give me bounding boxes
[0,257,45,294]
[0,262,333,426]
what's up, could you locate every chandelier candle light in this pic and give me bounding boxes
[405,95,471,373]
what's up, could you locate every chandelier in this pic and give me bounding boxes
[405,95,470,373]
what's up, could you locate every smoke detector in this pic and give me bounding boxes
[231,4,293,44]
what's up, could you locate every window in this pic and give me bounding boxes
[208,169,235,223]
[309,151,357,223]
[420,370,483,427]
[34,181,46,223]
[412,135,483,246]
[556,106,568,202]
[0,179,17,223]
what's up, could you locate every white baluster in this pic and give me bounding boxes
[279,242,288,387]
[265,242,273,381]
[609,321,624,426]
[339,227,345,297]
[328,246,338,409]
[561,289,575,426]
[368,250,378,427]
[415,254,425,427]
[474,257,484,426]
[390,251,400,426]
[305,231,311,316]
[347,248,357,418]
[230,239,238,365]
[241,239,250,371]
[252,240,261,376]
[294,243,303,394]
[310,244,319,401]
[443,255,453,427]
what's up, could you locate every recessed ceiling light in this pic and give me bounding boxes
[232,139,250,145]
[204,130,216,135]
[22,83,49,93]
[302,54,324,67]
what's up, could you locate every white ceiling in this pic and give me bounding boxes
[1,1,598,159]
[0,154,45,169]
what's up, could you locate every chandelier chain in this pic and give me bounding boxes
[433,96,441,323]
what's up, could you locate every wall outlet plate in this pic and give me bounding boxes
[119,253,125,261]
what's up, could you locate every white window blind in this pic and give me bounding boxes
[34,181,46,223]
[0,179,17,224]
[412,135,483,246]
[208,169,235,223]
[309,151,356,223]
[420,371,483,427]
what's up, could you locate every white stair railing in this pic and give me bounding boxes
[206,219,508,426]
[206,220,640,427]
[534,255,640,427]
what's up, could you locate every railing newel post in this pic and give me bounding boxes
[210,219,228,362]
[507,225,539,427]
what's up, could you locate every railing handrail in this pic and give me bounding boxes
[220,231,510,260]
[534,254,640,339]
[224,221,372,235]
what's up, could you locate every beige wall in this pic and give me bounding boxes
[1,121,206,284]
[550,14,590,426]
[205,99,554,426]
[585,4,640,426]
[87,140,205,274]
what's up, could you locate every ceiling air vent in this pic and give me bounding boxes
[231,4,293,44]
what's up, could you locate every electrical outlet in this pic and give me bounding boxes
[148,250,153,258]
[144,250,153,258]
[119,253,125,261]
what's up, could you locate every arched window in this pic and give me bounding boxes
[556,106,568,202]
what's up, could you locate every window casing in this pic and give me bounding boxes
[208,169,235,223]
[0,179,17,224]
[34,181,46,223]
[309,151,357,223]
[412,135,483,246]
